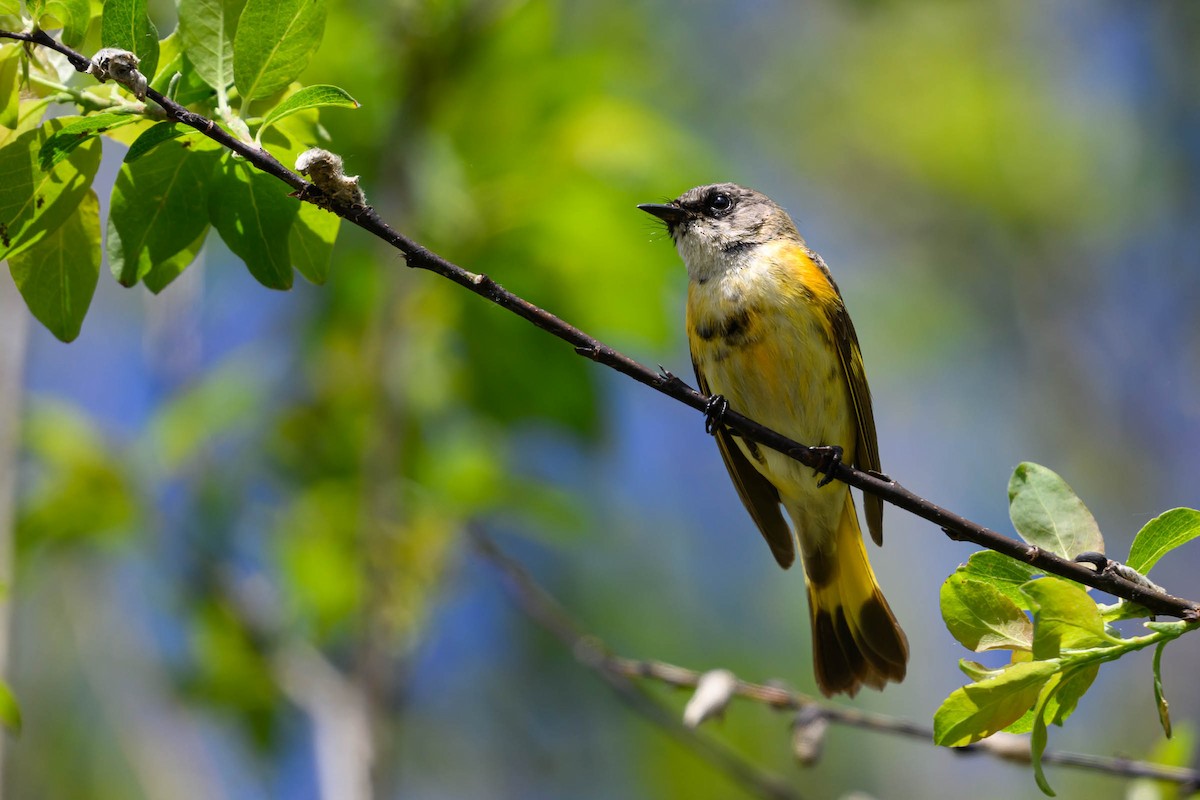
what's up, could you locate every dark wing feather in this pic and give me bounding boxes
[828,293,884,545]
[694,360,795,568]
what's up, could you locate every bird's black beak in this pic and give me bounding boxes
[638,202,688,225]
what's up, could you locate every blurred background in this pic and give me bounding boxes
[3,0,1200,797]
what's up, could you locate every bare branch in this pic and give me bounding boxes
[471,527,1200,792]
[4,28,1198,621]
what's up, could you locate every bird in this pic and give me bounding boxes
[640,183,908,696]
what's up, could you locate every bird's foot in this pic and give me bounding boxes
[811,445,844,488]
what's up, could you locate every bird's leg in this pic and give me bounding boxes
[811,445,843,488]
[703,394,729,436]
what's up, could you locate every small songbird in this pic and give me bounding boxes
[640,184,908,696]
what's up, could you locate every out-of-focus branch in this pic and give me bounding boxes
[0,273,28,795]
[470,527,1200,793]
[468,528,803,800]
[4,28,1198,620]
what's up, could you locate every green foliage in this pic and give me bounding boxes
[0,0,358,338]
[937,462,1200,795]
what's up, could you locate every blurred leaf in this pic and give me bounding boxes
[1153,640,1171,739]
[233,0,325,100]
[1021,578,1118,659]
[940,574,1032,652]
[1128,723,1195,800]
[1008,462,1103,559]
[0,118,102,261]
[0,0,19,15]
[18,402,138,549]
[38,112,138,171]
[145,355,268,473]
[258,84,357,138]
[8,190,101,341]
[289,199,338,285]
[1127,508,1200,575]
[38,0,90,47]
[959,550,1039,609]
[0,680,21,734]
[150,31,218,106]
[100,0,160,83]
[108,133,221,286]
[178,0,245,92]
[208,156,297,288]
[933,659,1058,747]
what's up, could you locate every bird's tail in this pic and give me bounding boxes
[802,493,908,697]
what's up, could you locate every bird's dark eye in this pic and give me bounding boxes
[707,192,733,214]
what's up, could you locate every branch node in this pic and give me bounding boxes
[87,48,147,99]
[1023,544,1042,563]
[790,705,829,766]
[295,148,367,207]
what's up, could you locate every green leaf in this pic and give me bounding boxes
[143,226,209,293]
[178,0,245,92]
[232,0,325,100]
[289,198,338,284]
[0,680,21,734]
[1008,462,1103,559]
[1128,508,1200,575]
[1154,640,1171,738]
[0,0,20,16]
[258,84,358,136]
[108,134,222,286]
[150,31,217,106]
[101,0,160,82]
[1042,663,1097,726]
[1021,577,1118,659]
[0,45,21,130]
[38,112,138,171]
[208,156,297,288]
[959,550,1040,610]
[941,575,1033,652]
[124,122,198,162]
[1030,675,1063,796]
[7,191,101,341]
[39,0,90,46]
[933,660,1059,747]
[0,118,102,261]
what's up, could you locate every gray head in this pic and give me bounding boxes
[639,183,802,281]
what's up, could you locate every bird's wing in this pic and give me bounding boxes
[828,294,884,546]
[694,360,795,568]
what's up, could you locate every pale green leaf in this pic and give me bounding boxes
[259,84,358,136]
[1128,508,1200,575]
[40,0,90,46]
[178,0,245,91]
[1154,640,1171,738]
[1042,663,1097,727]
[1021,578,1118,659]
[959,550,1040,610]
[0,0,20,16]
[232,0,325,100]
[1030,675,1063,796]
[101,0,160,81]
[0,44,20,129]
[933,660,1059,747]
[941,575,1033,652]
[208,156,297,288]
[8,191,101,341]
[1008,462,1103,559]
[0,118,102,261]
[38,112,138,171]
[108,134,221,286]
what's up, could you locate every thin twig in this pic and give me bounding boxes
[5,28,1199,620]
[470,527,1200,792]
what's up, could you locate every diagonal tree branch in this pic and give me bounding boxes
[470,527,1200,792]
[4,28,1199,620]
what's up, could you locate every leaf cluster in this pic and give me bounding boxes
[2,0,358,340]
[935,462,1200,795]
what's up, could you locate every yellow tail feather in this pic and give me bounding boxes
[803,493,908,697]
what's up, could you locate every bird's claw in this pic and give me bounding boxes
[703,394,729,436]
[812,445,844,488]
